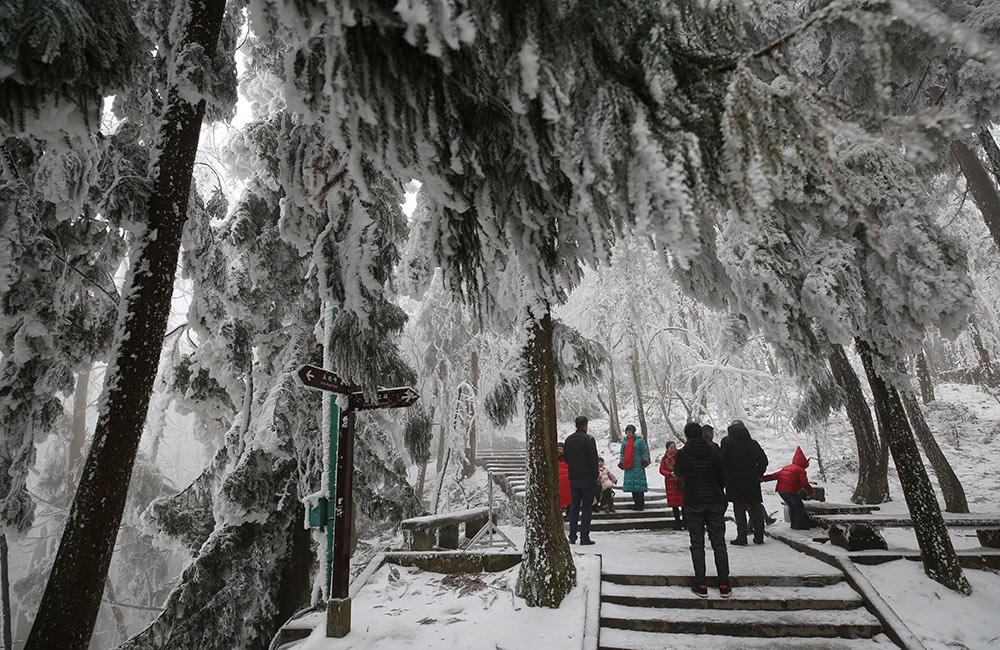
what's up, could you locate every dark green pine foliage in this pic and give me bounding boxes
[127,100,418,649]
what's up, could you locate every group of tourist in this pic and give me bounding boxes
[557,416,816,598]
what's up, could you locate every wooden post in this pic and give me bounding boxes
[327,410,356,637]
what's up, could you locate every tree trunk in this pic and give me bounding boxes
[416,460,429,502]
[276,502,313,627]
[967,315,999,386]
[915,350,935,404]
[827,345,889,504]
[69,367,90,481]
[515,308,576,608]
[630,342,648,440]
[24,3,227,648]
[103,577,129,644]
[857,339,971,594]
[467,345,479,466]
[900,391,969,513]
[952,140,1000,251]
[977,128,1000,188]
[607,357,622,443]
[1,534,11,650]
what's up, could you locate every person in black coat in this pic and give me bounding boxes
[563,415,600,545]
[674,421,731,599]
[720,420,769,545]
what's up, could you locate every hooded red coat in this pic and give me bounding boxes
[559,459,571,508]
[762,447,814,496]
[659,454,684,507]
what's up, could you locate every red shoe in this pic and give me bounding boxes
[719,583,732,598]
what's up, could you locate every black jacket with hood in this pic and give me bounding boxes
[674,436,726,508]
[720,423,768,503]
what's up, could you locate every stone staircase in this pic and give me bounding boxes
[598,570,897,649]
[571,490,675,532]
[476,450,527,501]
[477,451,678,532]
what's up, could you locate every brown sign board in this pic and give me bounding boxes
[296,364,359,394]
[347,386,420,411]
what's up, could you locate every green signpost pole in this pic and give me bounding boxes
[325,307,340,597]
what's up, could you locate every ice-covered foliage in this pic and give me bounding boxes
[0,0,140,139]
[716,140,973,383]
[133,33,419,644]
[250,0,747,313]
[0,132,132,535]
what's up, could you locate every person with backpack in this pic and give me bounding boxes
[618,425,650,510]
[762,446,815,530]
[720,421,768,545]
[674,421,731,599]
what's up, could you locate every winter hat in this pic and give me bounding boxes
[792,446,809,467]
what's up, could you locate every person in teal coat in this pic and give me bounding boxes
[619,424,650,510]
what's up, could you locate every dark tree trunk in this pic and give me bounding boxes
[276,502,313,626]
[977,128,1000,188]
[69,367,90,480]
[630,342,648,440]
[515,308,576,607]
[952,140,1000,251]
[827,345,889,504]
[857,339,971,594]
[915,350,935,404]
[607,357,622,443]
[967,315,999,386]
[900,391,969,514]
[24,3,227,648]
[1,534,11,650]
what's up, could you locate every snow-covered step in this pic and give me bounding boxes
[598,628,896,650]
[614,493,666,503]
[601,572,844,587]
[601,581,863,610]
[583,505,672,520]
[589,518,676,532]
[600,602,881,638]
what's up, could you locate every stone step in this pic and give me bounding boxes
[588,518,678,532]
[566,507,673,521]
[614,493,666,503]
[599,629,896,650]
[600,602,881,638]
[602,573,844,587]
[601,581,863,611]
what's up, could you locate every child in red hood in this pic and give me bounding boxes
[762,447,814,529]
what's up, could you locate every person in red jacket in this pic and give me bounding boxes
[762,447,814,529]
[557,442,571,512]
[659,441,684,529]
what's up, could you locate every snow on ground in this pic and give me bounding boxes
[319,382,1000,649]
[300,553,599,650]
[858,560,1000,650]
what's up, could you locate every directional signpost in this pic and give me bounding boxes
[297,363,419,638]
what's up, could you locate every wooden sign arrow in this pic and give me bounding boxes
[347,386,420,411]
[296,364,359,394]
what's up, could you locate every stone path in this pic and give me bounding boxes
[571,527,899,649]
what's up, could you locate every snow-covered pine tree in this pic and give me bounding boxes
[24,1,237,647]
[122,34,419,640]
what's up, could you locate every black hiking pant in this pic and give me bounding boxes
[732,500,764,542]
[684,504,729,583]
[631,491,645,510]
